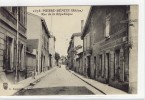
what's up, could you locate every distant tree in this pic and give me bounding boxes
[60,55,67,65]
[55,52,60,66]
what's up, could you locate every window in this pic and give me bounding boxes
[12,7,17,16]
[4,36,13,71]
[106,53,110,82]
[86,34,90,50]
[94,56,97,78]
[4,7,17,16]
[99,55,103,76]
[18,7,25,25]
[104,13,111,39]
[94,56,96,66]
[5,7,12,12]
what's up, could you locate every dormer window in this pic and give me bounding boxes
[105,13,111,39]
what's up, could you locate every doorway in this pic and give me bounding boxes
[94,56,96,79]
[115,50,120,80]
[41,54,43,72]
[49,55,52,68]
[87,56,91,78]
[4,36,13,71]
[106,53,110,83]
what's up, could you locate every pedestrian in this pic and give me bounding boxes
[32,71,35,79]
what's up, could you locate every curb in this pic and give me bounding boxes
[13,77,43,95]
[69,70,106,95]
[13,67,56,95]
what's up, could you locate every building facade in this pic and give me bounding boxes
[60,56,67,65]
[74,36,83,74]
[0,7,27,83]
[27,13,50,75]
[25,51,36,78]
[81,6,138,93]
[67,33,83,71]
[76,51,83,74]
[49,35,56,68]
[67,40,74,70]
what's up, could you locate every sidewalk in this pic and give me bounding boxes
[70,70,129,95]
[0,67,56,96]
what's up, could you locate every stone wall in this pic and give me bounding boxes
[91,6,129,92]
[26,51,36,78]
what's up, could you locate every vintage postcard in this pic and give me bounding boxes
[0,5,140,97]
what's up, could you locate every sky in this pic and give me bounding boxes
[27,6,90,56]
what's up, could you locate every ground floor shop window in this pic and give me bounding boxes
[18,43,25,71]
[87,56,91,78]
[105,53,110,83]
[123,48,129,82]
[4,36,14,71]
[115,49,120,80]
[115,49,129,81]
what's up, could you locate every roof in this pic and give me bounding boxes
[27,12,43,19]
[68,33,81,53]
[67,40,72,53]
[41,18,51,38]
[81,6,93,39]
[71,33,81,39]
[50,35,56,41]
[26,39,39,53]
[27,12,50,38]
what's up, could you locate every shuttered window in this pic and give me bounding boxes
[105,13,111,38]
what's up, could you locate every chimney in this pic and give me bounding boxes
[81,20,84,32]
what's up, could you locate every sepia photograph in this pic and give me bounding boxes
[0,5,140,96]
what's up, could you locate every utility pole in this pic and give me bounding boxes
[51,13,53,35]
[15,7,19,83]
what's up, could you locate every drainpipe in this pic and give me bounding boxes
[15,7,19,83]
[81,20,85,76]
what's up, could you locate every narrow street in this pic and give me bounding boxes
[0,6,140,96]
[14,65,104,95]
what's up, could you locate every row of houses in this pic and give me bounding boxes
[0,7,56,83]
[67,5,138,94]
[67,33,83,72]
